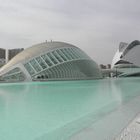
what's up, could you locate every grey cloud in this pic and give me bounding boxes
[0,0,140,64]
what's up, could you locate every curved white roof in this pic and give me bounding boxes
[123,45,140,66]
[0,41,78,72]
[112,40,140,68]
[123,40,140,56]
[111,50,123,68]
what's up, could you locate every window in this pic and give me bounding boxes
[41,54,53,66]
[4,68,20,75]
[52,51,63,63]
[68,48,79,59]
[24,63,35,75]
[75,48,89,59]
[30,59,42,72]
[2,72,25,81]
[56,50,67,61]
[73,48,87,59]
[17,72,25,81]
[65,48,77,59]
[47,53,58,64]
[71,48,81,58]
[35,57,47,69]
[60,49,73,60]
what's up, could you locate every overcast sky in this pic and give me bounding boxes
[0,0,140,64]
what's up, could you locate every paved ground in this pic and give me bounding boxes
[115,114,140,140]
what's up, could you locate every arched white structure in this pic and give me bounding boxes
[0,41,102,82]
[112,40,140,68]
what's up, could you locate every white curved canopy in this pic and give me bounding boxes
[112,40,140,68]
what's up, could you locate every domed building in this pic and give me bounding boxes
[0,41,102,82]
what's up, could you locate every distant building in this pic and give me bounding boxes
[8,48,24,61]
[112,40,140,77]
[0,48,6,67]
[100,64,112,78]
[0,48,24,67]
[100,64,111,70]
[100,64,107,69]
[107,64,111,69]
[112,40,140,68]
[0,48,5,59]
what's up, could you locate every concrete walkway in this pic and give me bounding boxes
[115,114,140,140]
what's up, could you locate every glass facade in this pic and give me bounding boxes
[23,47,91,78]
[56,50,67,61]
[47,53,58,64]
[24,63,35,75]
[30,59,42,72]
[1,67,25,82]
[36,57,47,69]
[32,59,101,81]
[41,54,53,66]
[52,51,63,63]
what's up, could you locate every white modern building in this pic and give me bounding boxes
[112,40,140,77]
[0,41,102,82]
[112,40,140,68]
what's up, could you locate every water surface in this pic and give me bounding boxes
[0,78,140,140]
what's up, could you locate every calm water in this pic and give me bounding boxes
[0,78,140,140]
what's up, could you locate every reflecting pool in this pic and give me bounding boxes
[0,78,140,140]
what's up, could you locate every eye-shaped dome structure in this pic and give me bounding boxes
[0,41,102,82]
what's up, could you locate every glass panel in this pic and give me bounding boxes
[56,50,67,61]
[9,68,20,74]
[41,54,53,66]
[70,48,81,58]
[36,57,47,69]
[30,59,42,72]
[2,72,25,81]
[47,53,58,64]
[52,51,63,63]
[64,48,76,59]
[24,63,35,75]
[74,48,89,59]
[17,72,25,81]
[4,68,20,76]
[68,48,79,59]
[60,49,73,60]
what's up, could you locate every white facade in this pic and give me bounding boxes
[112,40,140,68]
